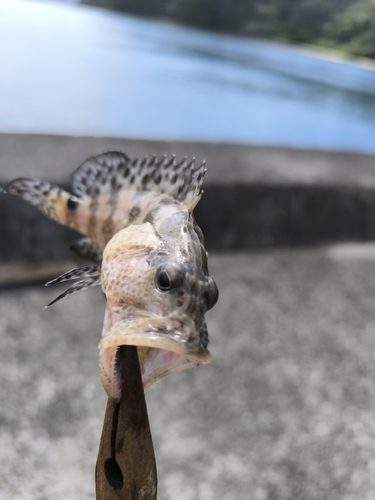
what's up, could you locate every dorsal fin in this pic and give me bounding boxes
[72,151,207,211]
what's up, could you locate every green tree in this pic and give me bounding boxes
[82,0,170,16]
[81,0,375,60]
[168,0,255,33]
[323,0,375,58]
[253,0,354,42]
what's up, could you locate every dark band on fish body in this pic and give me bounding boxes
[107,191,119,207]
[87,199,99,239]
[143,210,155,224]
[102,215,116,242]
[142,174,149,188]
[159,197,176,206]
[128,205,141,224]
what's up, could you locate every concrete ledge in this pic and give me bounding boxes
[1,133,375,263]
[2,133,375,187]
[198,184,375,249]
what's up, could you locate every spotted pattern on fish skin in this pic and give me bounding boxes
[101,224,160,311]
[46,265,101,306]
[66,199,78,227]
[70,237,102,264]
[199,320,209,348]
[128,205,141,224]
[5,150,218,401]
[86,194,99,241]
[99,193,120,244]
[104,254,155,310]
[46,265,101,285]
[176,290,186,307]
[5,178,64,222]
[72,151,206,212]
[5,152,205,250]
[102,216,116,243]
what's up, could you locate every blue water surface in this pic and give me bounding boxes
[1,0,375,152]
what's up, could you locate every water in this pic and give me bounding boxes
[1,0,375,153]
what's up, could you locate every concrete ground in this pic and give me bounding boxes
[1,245,375,500]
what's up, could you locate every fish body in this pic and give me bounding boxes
[5,152,218,401]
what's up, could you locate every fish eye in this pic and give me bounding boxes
[206,277,219,310]
[157,270,172,291]
[156,263,186,291]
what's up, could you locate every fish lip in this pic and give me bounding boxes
[98,316,212,364]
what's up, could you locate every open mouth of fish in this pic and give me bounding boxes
[98,313,211,400]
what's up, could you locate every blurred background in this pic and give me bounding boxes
[1,0,375,148]
[1,1,375,499]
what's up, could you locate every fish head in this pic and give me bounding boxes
[99,221,218,400]
[148,258,218,344]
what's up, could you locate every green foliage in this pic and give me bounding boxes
[81,0,375,60]
[81,0,169,16]
[168,0,254,32]
[323,0,375,58]
[253,0,354,41]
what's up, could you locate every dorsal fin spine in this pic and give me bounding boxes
[72,151,206,210]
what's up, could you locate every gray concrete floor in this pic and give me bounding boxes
[1,245,375,499]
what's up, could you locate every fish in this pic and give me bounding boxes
[5,151,218,401]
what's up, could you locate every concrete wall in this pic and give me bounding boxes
[1,133,375,262]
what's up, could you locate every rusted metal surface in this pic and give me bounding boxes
[95,345,157,499]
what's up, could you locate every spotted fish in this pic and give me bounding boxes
[5,152,218,401]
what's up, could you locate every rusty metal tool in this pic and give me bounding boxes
[95,345,157,499]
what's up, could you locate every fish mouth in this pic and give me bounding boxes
[98,315,211,400]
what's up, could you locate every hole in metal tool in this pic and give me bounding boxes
[104,457,124,490]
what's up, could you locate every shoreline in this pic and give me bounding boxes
[78,1,375,72]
